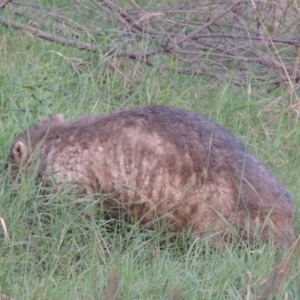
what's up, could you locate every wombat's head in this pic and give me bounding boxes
[5,114,64,181]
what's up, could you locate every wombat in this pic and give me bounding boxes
[6,106,294,248]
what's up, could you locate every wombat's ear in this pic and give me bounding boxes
[52,114,64,123]
[41,114,64,126]
[12,141,28,163]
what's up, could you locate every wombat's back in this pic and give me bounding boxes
[7,106,294,247]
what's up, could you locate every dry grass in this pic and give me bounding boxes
[0,0,299,90]
[0,1,299,299]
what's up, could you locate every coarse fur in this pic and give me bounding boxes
[6,106,294,248]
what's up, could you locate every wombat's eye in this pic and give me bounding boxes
[8,153,14,164]
[3,162,8,172]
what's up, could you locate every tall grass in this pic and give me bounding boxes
[0,1,300,299]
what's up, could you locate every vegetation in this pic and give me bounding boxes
[0,1,299,299]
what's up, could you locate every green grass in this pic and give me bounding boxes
[1,2,300,299]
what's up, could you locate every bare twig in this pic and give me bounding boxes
[165,0,242,52]
[0,293,16,300]
[0,15,155,62]
[259,236,300,299]
[0,0,12,9]
[101,0,160,35]
[264,96,300,126]
[0,214,11,244]
[103,268,121,300]
[0,0,299,93]
[0,15,100,51]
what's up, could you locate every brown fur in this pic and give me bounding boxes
[6,106,294,247]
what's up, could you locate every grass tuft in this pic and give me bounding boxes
[0,1,300,299]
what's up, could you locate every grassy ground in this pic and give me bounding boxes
[0,1,300,299]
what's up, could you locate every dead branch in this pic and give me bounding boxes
[101,0,158,35]
[0,0,300,91]
[164,0,243,52]
[0,15,156,63]
[259,236,300,299]
[0,0,12,9]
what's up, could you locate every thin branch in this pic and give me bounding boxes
[0,0,12,9]
[0,15,156,63]
[164,0,243,51]
[101,0,159,35]
[1,0,300,92]
[0,15,101,51]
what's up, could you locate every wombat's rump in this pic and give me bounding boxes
[6,106,294,247]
